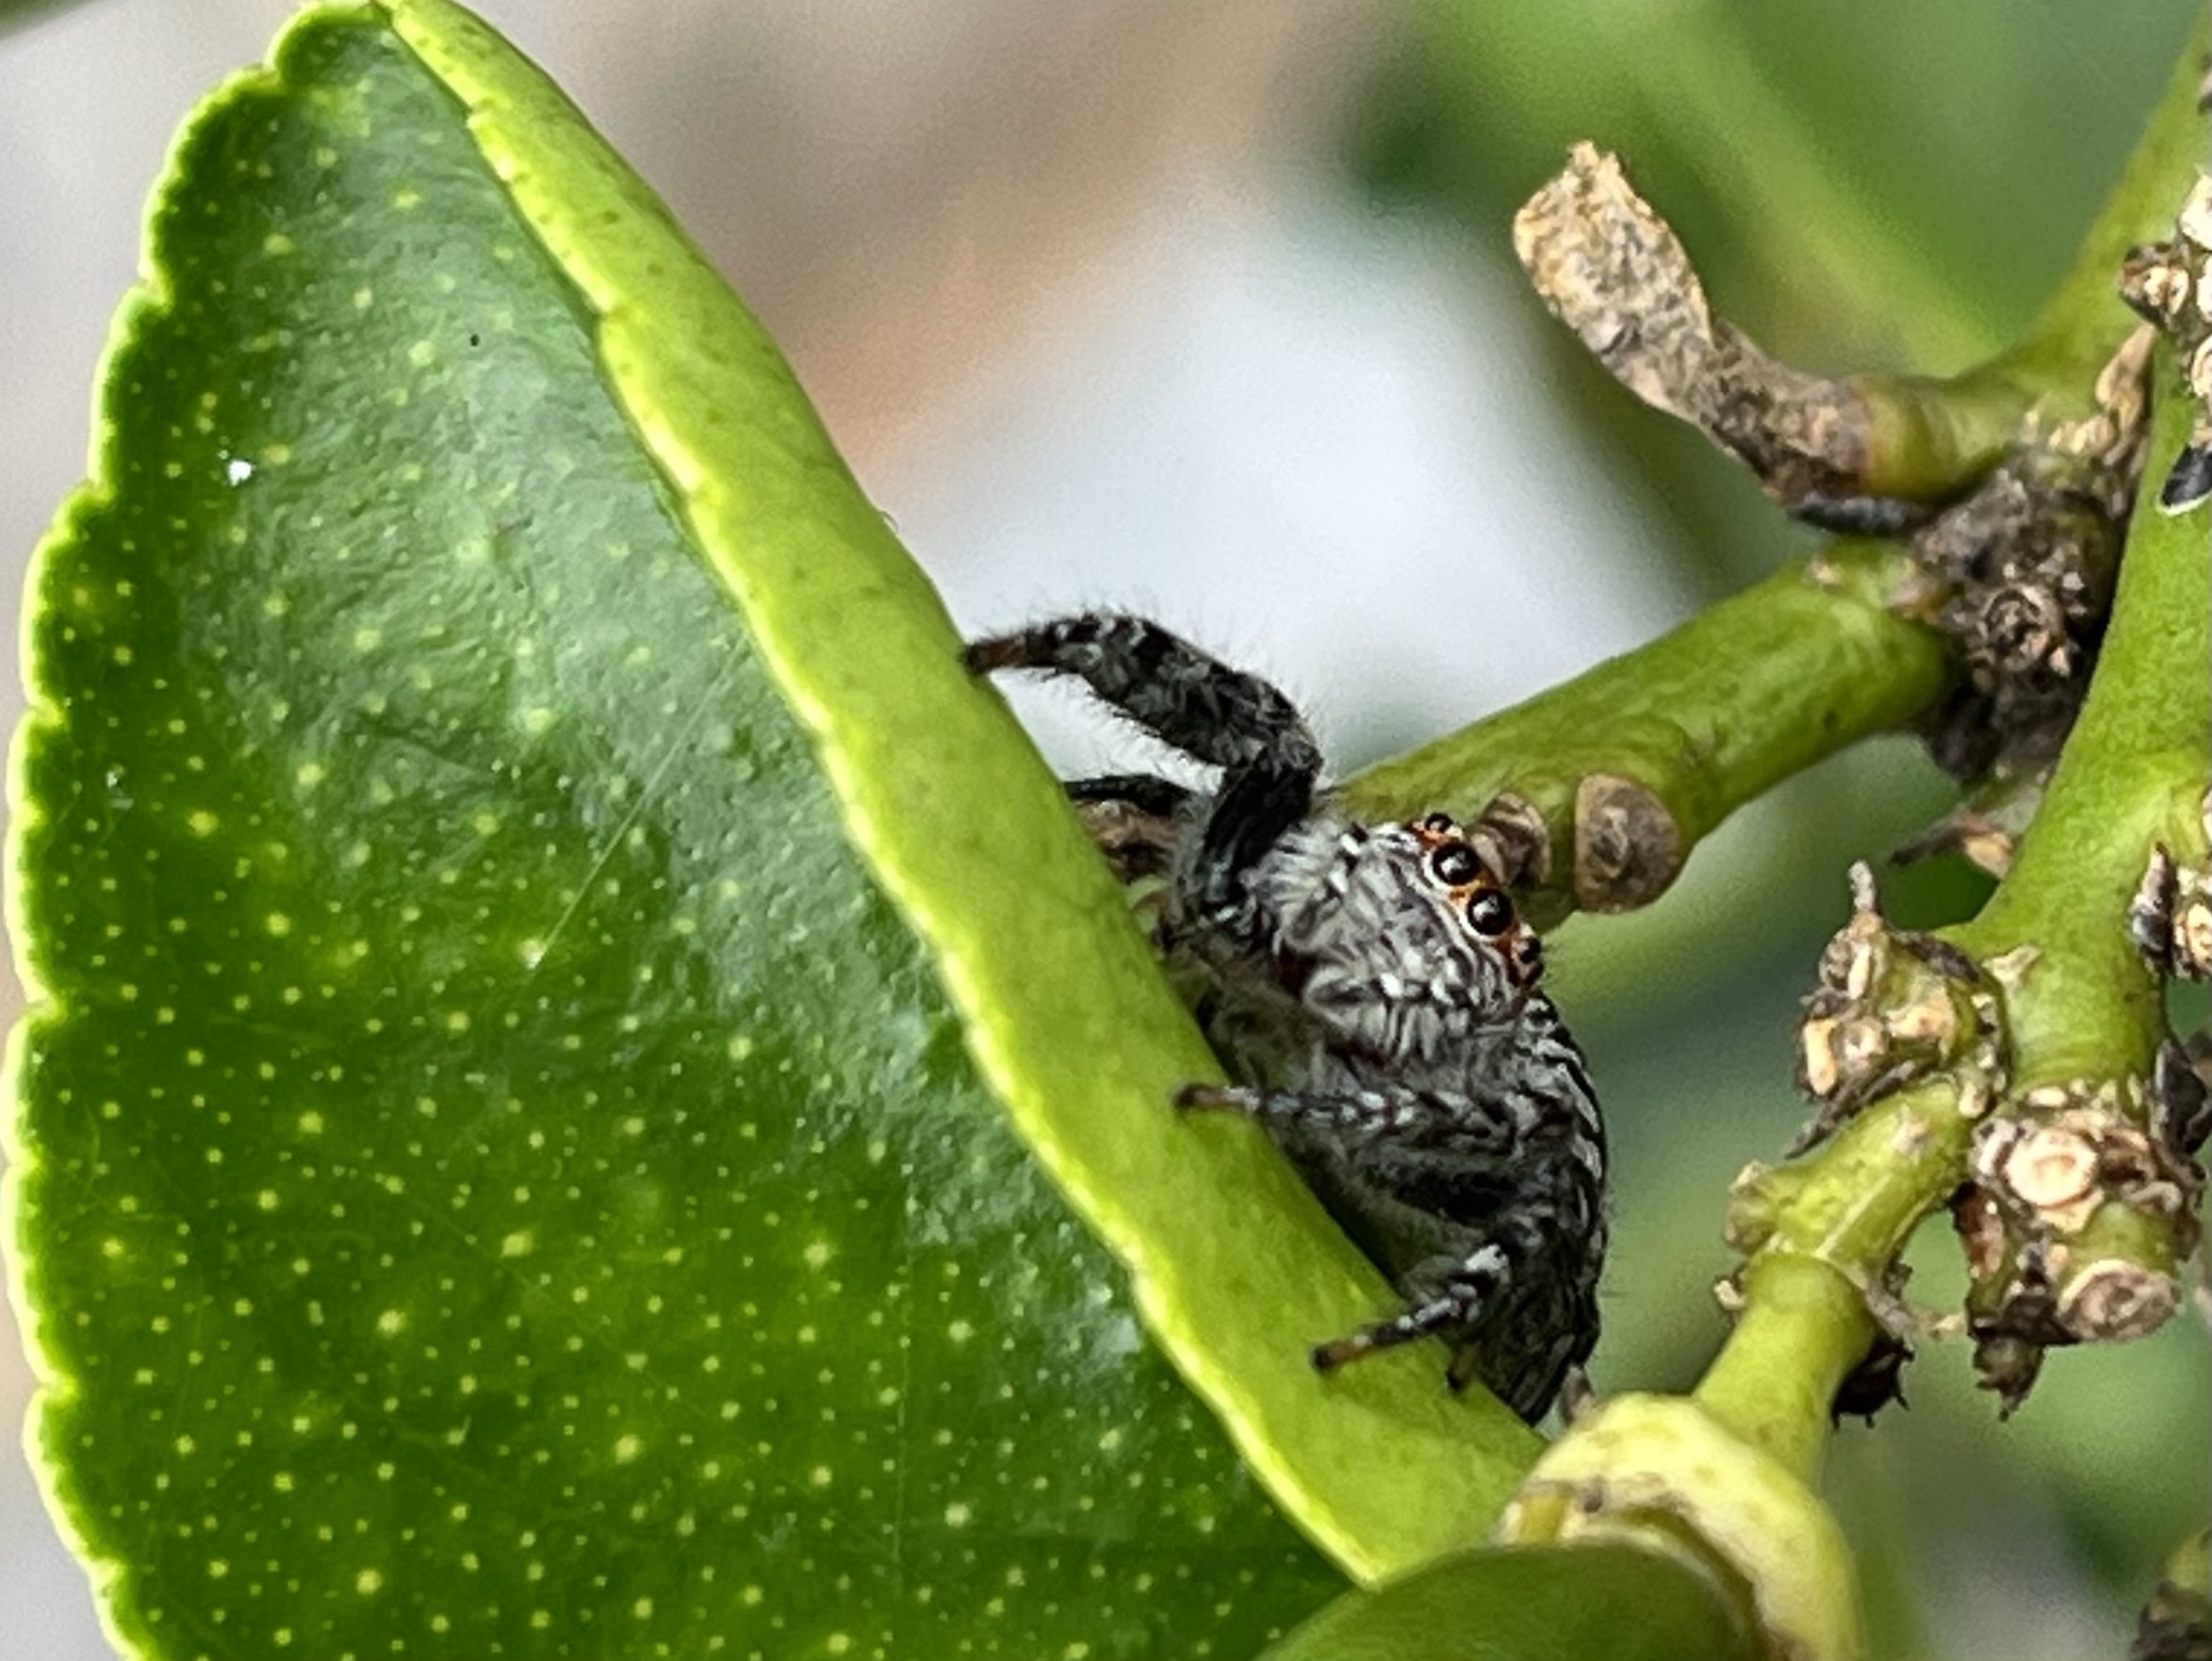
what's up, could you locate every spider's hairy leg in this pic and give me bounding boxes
[1174,1082,1520,1159]
[1064,774,1198,816]
[1181,1071,1602,1416]
[966,613,1324,928]
[1189,752,1321,930]
[1311,1242,1512,1373]
[964,613,1321,777]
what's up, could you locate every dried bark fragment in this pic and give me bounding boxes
[2152,1034,2212,1160]
[1904,330,2154,781]
[2132,1528,2212,1661]
[1513,143,1908,523]
[2134,1603,2211,1661]
[2120,173,2212,512]
[1892,768,2045,878]
[2130,799,2210,1159]
[1958,1074,2206,1411]
[1792,864,2003,1154]
[2130,808,2212,981]
[2060,1258,2176,1340]
[1830,1329,1912,1426]
[1818,1257,1925,1426]
[1469,790,1551,890]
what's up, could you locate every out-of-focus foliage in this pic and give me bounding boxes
[1335,7,2211,1658]
[0,0,84,34]
[1350,0,2200,596]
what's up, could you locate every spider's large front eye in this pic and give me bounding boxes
[1428,842,1483,887]
[1465,888,1516,937]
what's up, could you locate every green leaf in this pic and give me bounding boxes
[6,1,1542,1653]
[380,0,1542,1573]
[1257,1544,1758,1661]
[6,10,1326,1657]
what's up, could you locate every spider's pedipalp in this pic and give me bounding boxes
[1064,775,1198,884]
[1190,751,1320,936]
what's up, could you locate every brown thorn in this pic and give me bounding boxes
[1571,772,1684,913]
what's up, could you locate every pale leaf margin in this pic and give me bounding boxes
[384,0,1546,1581]
[0,0,1543,1607]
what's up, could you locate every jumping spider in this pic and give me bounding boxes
[966,613,1607,1422]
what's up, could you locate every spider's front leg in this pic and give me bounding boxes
[1311,1205,1592,1423]
[966,612,1324,929]
[963,612,1319,775]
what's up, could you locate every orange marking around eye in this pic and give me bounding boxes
[1407,814,1541,987]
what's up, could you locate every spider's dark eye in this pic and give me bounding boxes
[1429,842,1483,887]
[1465,888,1516,937]
[1420,812,1456,834]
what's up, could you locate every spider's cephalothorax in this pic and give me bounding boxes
[967,612,1607,1422]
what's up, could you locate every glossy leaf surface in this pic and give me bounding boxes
[6,2,1573,1654]
[1259,1544,1757,1661]
[6,8,1346,1655]
[380,0,1544,1589]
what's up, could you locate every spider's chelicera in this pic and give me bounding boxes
[967,612,1607,1422]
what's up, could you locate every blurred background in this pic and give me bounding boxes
[1,1,2203,1656]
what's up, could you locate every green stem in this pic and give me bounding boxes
[1942,363,2210,1341]
[1692,1256,1871,1486]
[1696,367,2210,1470]
[1842,371,2025,502]
[2155,1528,2212,1603]
[1348,23,2207,922]
[1342,540,1948,921]
[1353,23,2207,932]
[1949,363,2212,1076]
[1984,19,2212,404]
[1696,1080,1969,1481]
